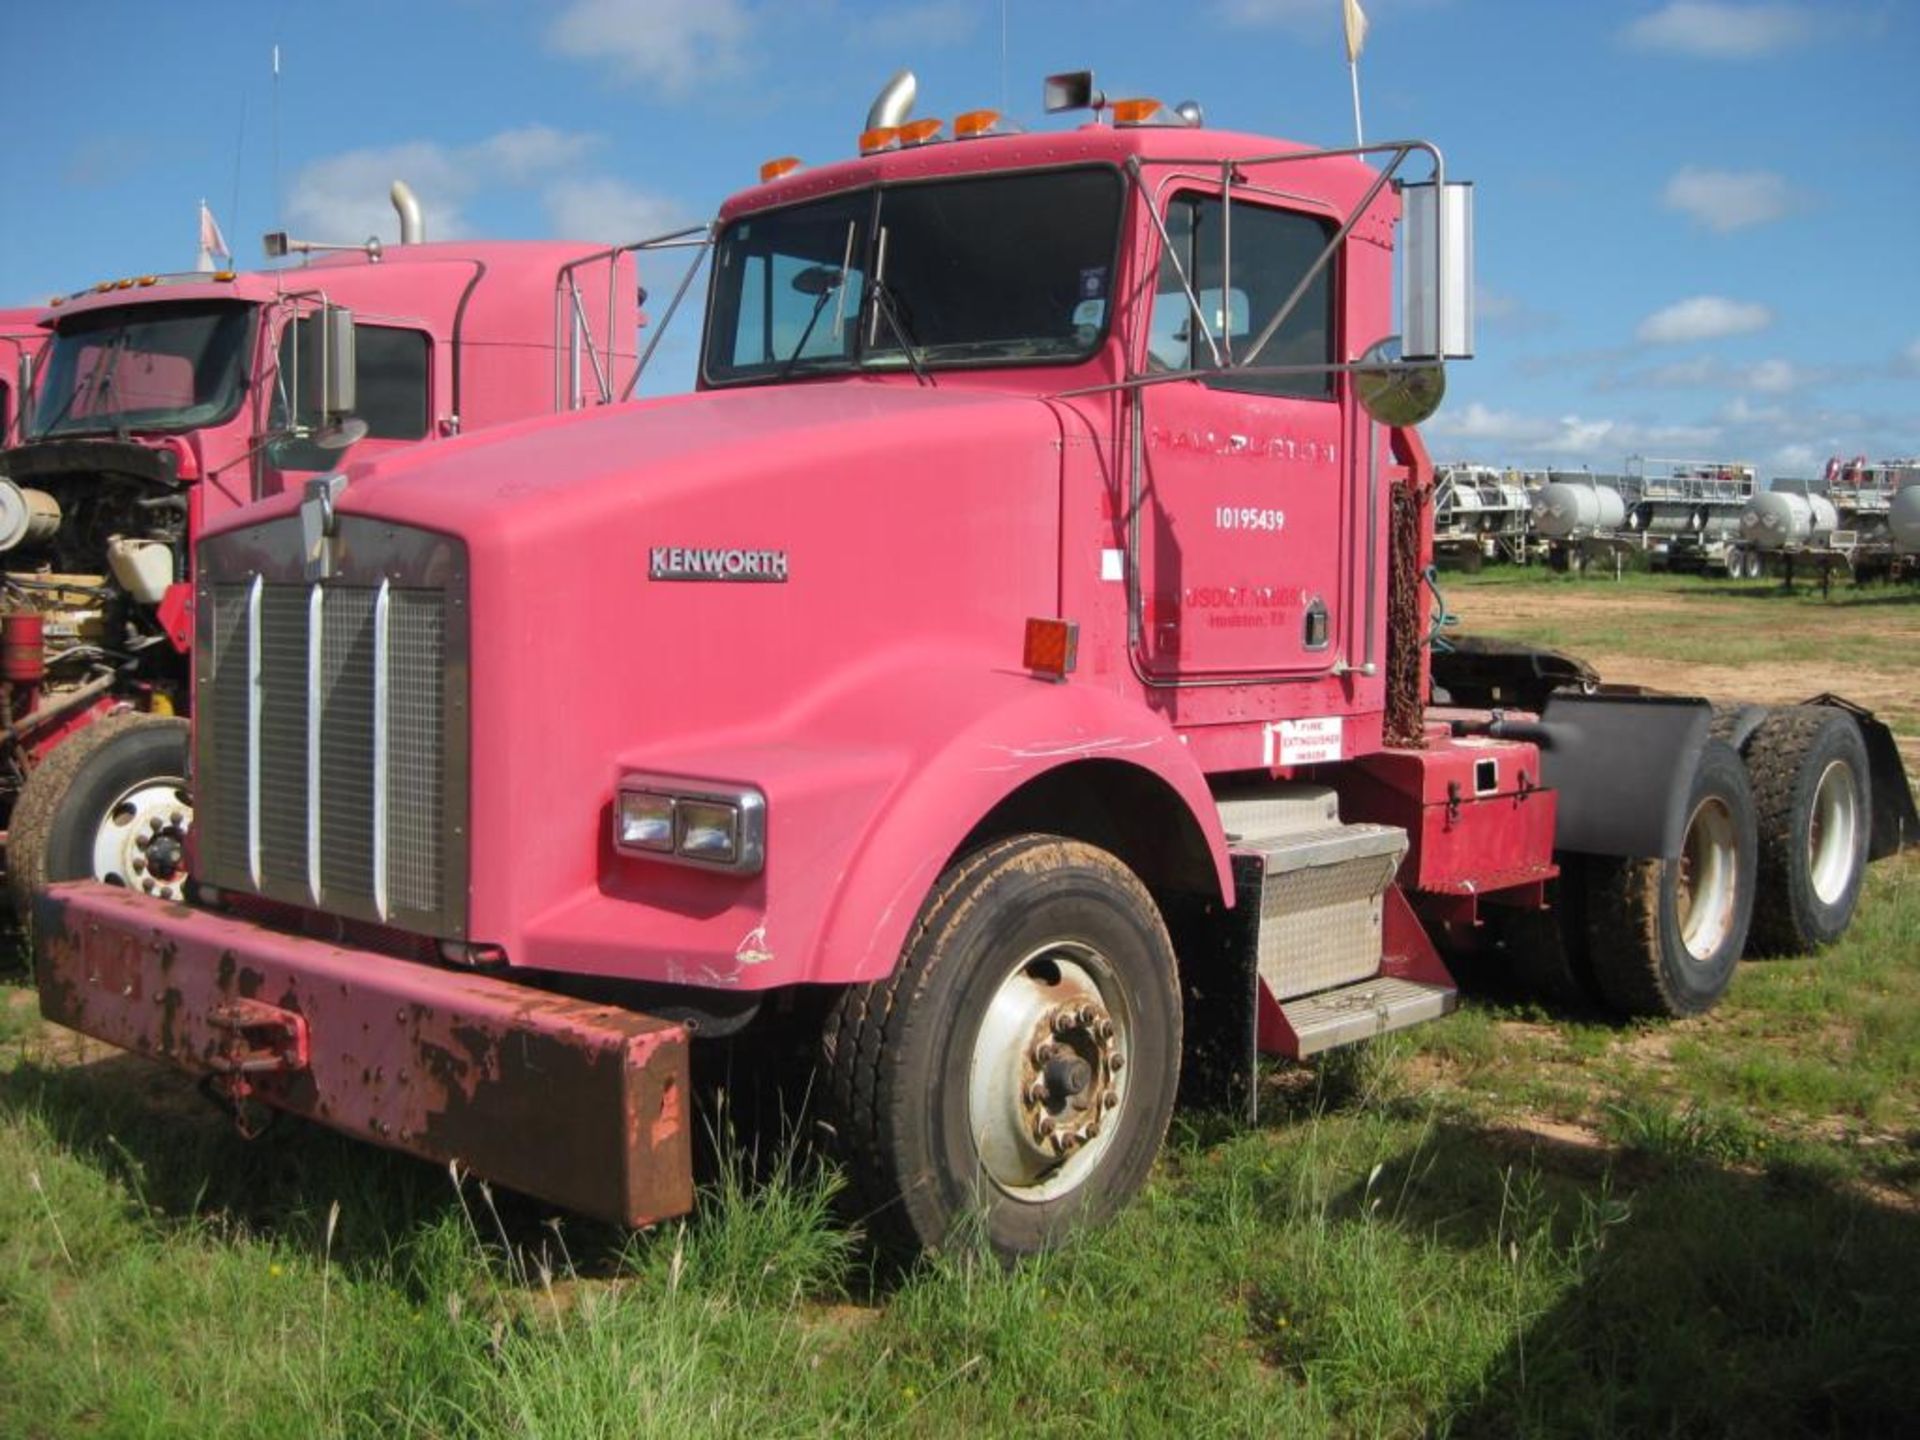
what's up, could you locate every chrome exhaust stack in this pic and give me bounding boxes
[391,181,425,245]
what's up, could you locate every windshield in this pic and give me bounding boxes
[29,300,254,438]
[703,166,1124,384]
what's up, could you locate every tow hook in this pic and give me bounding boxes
[204,999,310,1137]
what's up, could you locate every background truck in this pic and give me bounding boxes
[34,71,1916,1262]
[0,185,643,912]
[0,308,47,445]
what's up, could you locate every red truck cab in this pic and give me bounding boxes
[35,75,1912,1260]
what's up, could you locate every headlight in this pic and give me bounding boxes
[614,776,766,874]
[617,791,676,852]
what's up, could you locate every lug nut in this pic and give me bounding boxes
[1083,1122,1100,1140]
[1078,1004,1097,1026]
[132,858,146,874]
[170,811,185,825]
[1026,1079,1049,1104]
[142,880,155,894]
[135,834,151,851]
[1051,1010,1076,1035]
[1102,1091,1120,1110]
[1036,1115,1056,1138]
[1031,1041,1057,1065]
[1109,1052,1125,1073]
[1097,1018,1115,1041]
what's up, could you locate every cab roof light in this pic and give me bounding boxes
[114,277,136,289]
[896,117,944,146]
[93,281,114,293]
[138,274,159,286]
[759,155,803,183]
[953,108,1002,139]
[1111,97,1165,126]
[212,270,237,282]
[858,125,900,156]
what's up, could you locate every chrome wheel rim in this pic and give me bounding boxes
[1807,759,1859,907]
[92,776,192,901]
[1676,795,1738,962]
[968,940,1131,1203]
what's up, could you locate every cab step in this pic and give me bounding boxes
[1280,976,1457,1057]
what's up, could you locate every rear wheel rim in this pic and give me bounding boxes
[1675,795,1738,962]
[968,940,1132,1204]
[1807,759,1859,907]
[92,777,192,901]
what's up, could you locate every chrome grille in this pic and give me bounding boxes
[197,517,468,938]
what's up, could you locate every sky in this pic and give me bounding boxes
[4,0,1916,477]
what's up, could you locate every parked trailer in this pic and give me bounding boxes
[1433,463,1532,567]
[0,186,674,914]
[34,72,1916,1261]
[1731,458,1920,583]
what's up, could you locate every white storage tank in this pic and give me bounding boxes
[1740,490,1839,551]
[1532,480,1627,540]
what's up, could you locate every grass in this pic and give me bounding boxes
[3,577,1918,1437]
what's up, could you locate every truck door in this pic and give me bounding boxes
[1135,190,1347,682]
[264,316,433,492]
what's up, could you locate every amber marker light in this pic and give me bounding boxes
[954,109,1001,139]
[1023,618,1079,679]
[212,271,237,282]
[897,117,943,146]
[759,156,803,183]
[138,275,158,286]
[1112,97,1165,126]
[858,125,900,155]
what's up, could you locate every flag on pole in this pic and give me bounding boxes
[1344,0,1369,63]
[197,200,231,272]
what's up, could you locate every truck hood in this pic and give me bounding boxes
[209,381,1069,546]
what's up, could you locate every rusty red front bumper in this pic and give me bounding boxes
[35,882,693,1228]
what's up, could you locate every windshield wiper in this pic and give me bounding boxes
[35,329,130,437]
[863,225,933,389]
[774,221,857,382]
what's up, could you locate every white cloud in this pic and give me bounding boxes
[1426,402,1720,459]
[544,178,686,244]
[1662,166,1797,231]
[1603,354,1813,392]
[856,1,980,50]
[1770,443,1818,472]
[1635,296,1773,345]
[287,127,682,250]
[1624,3,1813,59]
[548,0,751,95]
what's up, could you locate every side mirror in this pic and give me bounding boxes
[1354,336,1447,427]
[1400,180,1475,362]
[320,306,356,419]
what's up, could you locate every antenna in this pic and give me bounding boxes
[271,43,283,230]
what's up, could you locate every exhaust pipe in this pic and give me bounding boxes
[865,70,917,132]
[391,181,425,244]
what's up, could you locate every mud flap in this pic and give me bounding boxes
[1172,855,1264,1125]
[35,881,694,1228]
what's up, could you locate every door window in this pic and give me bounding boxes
[1151,194,1337,400]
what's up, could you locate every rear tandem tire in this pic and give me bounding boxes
[819,835,1182,1263]
[1742,706,1871,956]
[1583,739,1757,1018]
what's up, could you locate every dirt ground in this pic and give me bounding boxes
[1449,581,1920,772]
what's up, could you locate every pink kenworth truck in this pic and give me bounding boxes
[0,308,48,445]
[0,185,651,914]
[34,73,1916,1260]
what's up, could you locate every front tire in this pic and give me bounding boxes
[820,835,1181,1262]
[1744,706,1870,956]
[1583,739,1757,1018]
[9,712,192,920]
